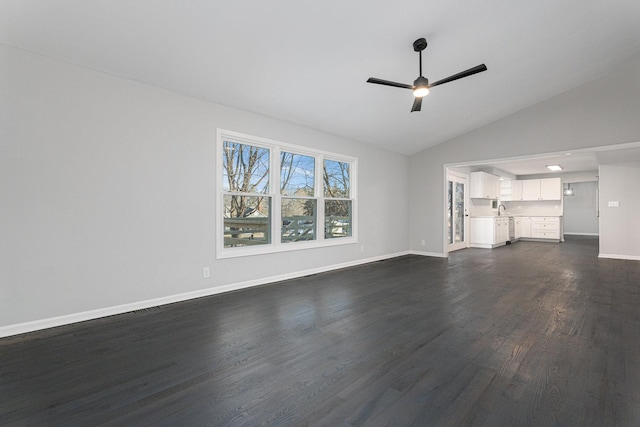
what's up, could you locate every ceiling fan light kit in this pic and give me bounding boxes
[367,37,487,112]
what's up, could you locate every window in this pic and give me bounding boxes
[222,142,271,247]
[281,152,316,243]
[217,129,357,258]
[323,159,352,239]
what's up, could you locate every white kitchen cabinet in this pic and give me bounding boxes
[539,178,562,200]
[522,180,540,201]
[470,172,500,200]
[511,180,523,201]
[495,217,509,243]
[514,217,522,239]
[500,180,524,202]
[520,216,532,238]
[531,216,561,240]
[470,217,509,248]
[521,178,561,201]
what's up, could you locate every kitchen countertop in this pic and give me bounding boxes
[471,215,563,218]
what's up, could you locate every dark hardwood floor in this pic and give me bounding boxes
[2,236,640,426]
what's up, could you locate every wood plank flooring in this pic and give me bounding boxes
[2,236,640,426]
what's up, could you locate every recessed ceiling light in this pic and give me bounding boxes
[546,164,563,171]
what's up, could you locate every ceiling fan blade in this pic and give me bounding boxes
[428,64,487,88]
[411,96,422,112]
[367,77,414,90]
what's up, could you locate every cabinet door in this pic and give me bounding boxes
[511,180,523,201]
[471,218,494,244]
[520,217,532,237]
[488,175,500,199]
[470,172,499,199]
[469,172,483,198]
[522,179,541,201]
[514,218,522,238]
[540,178,561,200]
[494,219,508,243]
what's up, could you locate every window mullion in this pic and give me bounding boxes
[272,145,281,247]
[317,154,325,243]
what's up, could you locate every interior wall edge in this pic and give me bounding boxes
[0,250,411,339]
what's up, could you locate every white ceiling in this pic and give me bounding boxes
[2,1,640,156]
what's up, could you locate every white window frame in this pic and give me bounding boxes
[216,129,358,259]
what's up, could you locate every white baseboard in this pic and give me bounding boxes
[564,232,599,236]
[0,251,411,339]
[409,250,447,258]
[598,253,640,261]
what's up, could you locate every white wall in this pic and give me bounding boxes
[0,45,409,332]
[409,55,640,256]
[599,162,640,259]
[563,181,599,235]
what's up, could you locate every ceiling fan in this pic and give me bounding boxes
[367,38,487,112]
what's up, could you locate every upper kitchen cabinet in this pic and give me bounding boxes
[539,178,562,200]
[470,172,500,199]
[501,180,523,201]
[522,177,562,201]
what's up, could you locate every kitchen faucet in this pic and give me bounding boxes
[498,204,506,216]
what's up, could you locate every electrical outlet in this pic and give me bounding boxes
[203,267,210,278]
[360,245,364,253]
[421,240,426,246]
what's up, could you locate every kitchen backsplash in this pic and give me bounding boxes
[469,199,498,216]
[470,199,563,216]
[502,200,563,216]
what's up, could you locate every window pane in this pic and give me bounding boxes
[448,181,453,244]
[281,198,316,243]
[280,152,315,196]
[223,195,270,247]
[323,159,350,198]
[325,200,352,239]
[222,141,269,194]
[455,182,464,243]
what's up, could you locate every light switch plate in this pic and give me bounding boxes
[608,201,620,207]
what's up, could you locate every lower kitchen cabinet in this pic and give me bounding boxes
[531,216,561,239]
[472,216,562,248]
[514,217,522,239]
[470,217,510,248]
[520,217,531,238]
[519,216,561,241]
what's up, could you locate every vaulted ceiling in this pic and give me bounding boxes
[2,1,640,155]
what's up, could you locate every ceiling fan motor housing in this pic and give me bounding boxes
[413,38,428,52]
[414,76,429,88]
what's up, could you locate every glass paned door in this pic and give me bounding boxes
[447,173,468,252]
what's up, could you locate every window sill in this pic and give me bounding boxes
[216,236,358,259]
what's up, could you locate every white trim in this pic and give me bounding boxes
[0,251,409,338]
[410,250,448,258]
[598,253,640,261]
[564,232,599,236]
